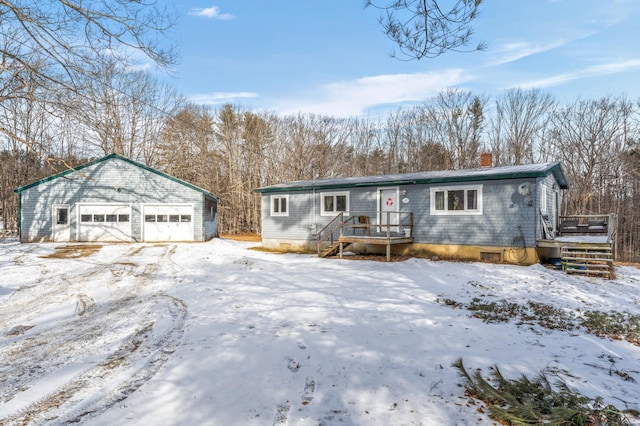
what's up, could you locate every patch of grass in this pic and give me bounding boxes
[437,298,463,308]
[220,233,261,242]
[438,298,640,347]
[581,311,640,344]
[467,298,522,323]
[525,301,577,331]
[247,246,287,253]
[40,244,103,259]
[453,358,633,425]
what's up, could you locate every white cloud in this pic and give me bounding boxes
[276,69,472,116]
[489,39,569,66]
[516,59,640,89]
[488,26,600,67]
[189,92,258,105]
[189,6,235,20]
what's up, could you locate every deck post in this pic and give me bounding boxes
[386,211,390,238]
[339,242,343,258]
[386,243,390,262]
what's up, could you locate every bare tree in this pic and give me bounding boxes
[365,0,485,60]
[489,88,555,166]
[74,59,182,161]
[343,116,381,176]
[157,103,215,187]
[428,88,486,169]
[213,104,275,234]
[0,0,176,152]
[546,97,627,215]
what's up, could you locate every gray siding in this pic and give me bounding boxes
[262,192,317,240]
[536,173,562,238]
[204,195,219,239]
[406,179,537,248]
[262,176,565,250]
[19,157,211,242]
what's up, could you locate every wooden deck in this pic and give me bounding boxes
[317,211,413,261]
[538,214,617,279]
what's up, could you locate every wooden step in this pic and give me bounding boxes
[566,269,612,276]
[561,257,612,262]
[320,242,351,258]
[560,243,615,279]
[562,262,611,269]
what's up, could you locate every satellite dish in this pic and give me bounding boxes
[518,183,530,196]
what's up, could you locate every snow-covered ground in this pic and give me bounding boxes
[1,238,639,425]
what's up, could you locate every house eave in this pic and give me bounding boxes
[255,163,570,194]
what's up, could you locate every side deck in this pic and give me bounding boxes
[537,214,617,279]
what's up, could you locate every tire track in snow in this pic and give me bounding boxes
[2,295,187,426]
[0,245,141,331]
[0,246,160,404]
[0,244,188,425]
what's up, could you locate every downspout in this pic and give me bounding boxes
[312,188,316,235]
[312,167,317,235]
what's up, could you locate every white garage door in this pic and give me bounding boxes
[78,204,132,242]
[142,204,194,242]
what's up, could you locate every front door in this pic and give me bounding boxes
[379,187,399,232]
[53,204,70,242]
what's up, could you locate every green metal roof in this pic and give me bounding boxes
[255,162,569,193]
[14,153,219,201]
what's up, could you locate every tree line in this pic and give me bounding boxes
[0,64,639,261]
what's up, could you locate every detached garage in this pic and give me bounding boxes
[14,154,219,243]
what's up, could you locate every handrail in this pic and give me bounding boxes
[316,210,414,255]
[558,213,617,243]
[316,212,344,255]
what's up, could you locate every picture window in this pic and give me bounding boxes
[431,185,482,215]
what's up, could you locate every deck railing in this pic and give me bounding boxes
[558,213,617,243]
[315,212,345,255]
[315,210,414,254]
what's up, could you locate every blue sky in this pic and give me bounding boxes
[155,1,640,117]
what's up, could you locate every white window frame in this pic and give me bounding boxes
[53,204,70,225]
[320,191,350,216]
[540,186,547,212]
[270,194,289,217]
[430,185,483,216]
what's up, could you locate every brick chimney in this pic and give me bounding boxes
[480,152,492,168]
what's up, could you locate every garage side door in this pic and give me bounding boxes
[142,204,194,242]
[78,204,132,242]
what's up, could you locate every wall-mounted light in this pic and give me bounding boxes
[401,189,407,196]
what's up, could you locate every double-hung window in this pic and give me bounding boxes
[321,191,349,216]
[271,195,289,217]
[430,185,482,215]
